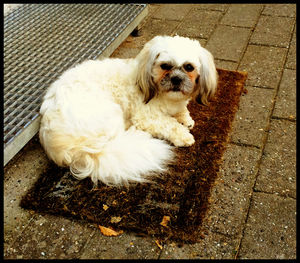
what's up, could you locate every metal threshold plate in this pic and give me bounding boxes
[4,4,148,166]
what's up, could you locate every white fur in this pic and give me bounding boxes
[39,35,217,186]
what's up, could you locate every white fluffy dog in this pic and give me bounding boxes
[39,35,218,186]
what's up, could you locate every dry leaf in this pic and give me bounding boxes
[103,204,109,211]
[98,225,123,237]
[160,215,170,227]
[110,216,122,223]
[155,240,163,250]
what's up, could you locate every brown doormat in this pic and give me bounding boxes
[20,68,247,244]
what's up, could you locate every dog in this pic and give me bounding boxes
[39,35,218,186]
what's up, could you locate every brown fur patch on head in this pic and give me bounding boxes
[187,71,198,84]
[191,75,202,103]
[194,47,218,105]
[136,50,159,104]
[144,76,158,104]
[194,68,218,105]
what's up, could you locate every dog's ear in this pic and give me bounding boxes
[195,47,218,105]
[135,39,159,104]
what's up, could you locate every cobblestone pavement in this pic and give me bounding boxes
[4,4,296,259]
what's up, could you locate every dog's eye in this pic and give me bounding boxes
[184,64,194,72]
[160,63,173,70]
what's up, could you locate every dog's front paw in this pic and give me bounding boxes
[184,118,195,130]
[172,132,195,147]
[176,113,195,130]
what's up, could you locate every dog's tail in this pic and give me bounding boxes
[41,127,173,186]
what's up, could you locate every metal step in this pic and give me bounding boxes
[4,4,148,166]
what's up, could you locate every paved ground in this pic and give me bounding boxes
[4,4,296,259]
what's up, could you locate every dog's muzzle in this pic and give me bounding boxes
[160,69,193,95]
[171,76,182,91]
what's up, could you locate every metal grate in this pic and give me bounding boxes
[4,4,148,165]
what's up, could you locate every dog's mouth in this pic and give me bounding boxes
[160,75,193,95]
[172,86,181,92]
[166,85,191,96]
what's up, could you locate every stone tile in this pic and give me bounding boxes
[110,25,208,59]
[194,37,207,48]
[238,45,287,88]
[273,69,296,119]
[147,4,160,17]
[109,31,144,59]
[151,4,193,21]
[4,136,50,250]
[262,4,296,17]
[136,18,181,46]
[205,25,251,62]
[215,59,238,71]
[160,232,239,259]
[5,214,96,259]
[230,86,274,147]
[285,27,296,69]
[194,4,229,12]
[80,232,160,259]
[238,192,296,259]
[110,33,206,60]
[111,47,140,59]
[250,15,295,48]
[174,9,223,39]
[255,119,296,198]
[110,34,144,51]
[220,4,263,28]
[202,144,260,237]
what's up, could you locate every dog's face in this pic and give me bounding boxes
[136,35,218,104]
[151,53,199,101]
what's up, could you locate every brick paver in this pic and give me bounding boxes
[160,231,240,259]
[150,4,193,21]
[174,9,223,38]
[262,4,296,17]
[273,69,296,119]
[285,28,296,69]
[220,4,262,28]
[230,86,274,147]
[80,232,161,259]
[203,144,261,237]
[238,45,287,88]
[250,15,295,47]
[238,192,296,259]
[205,25,251,62]
[255,119,296,198]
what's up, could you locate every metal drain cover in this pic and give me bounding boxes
[4,4,148,166]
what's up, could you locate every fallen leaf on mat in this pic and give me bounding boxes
[110,216,122,223]
[98,225,123,236]
[160,215,170,227]
[155,240,163,250]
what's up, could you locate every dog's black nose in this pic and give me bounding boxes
[171,76,182,86]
